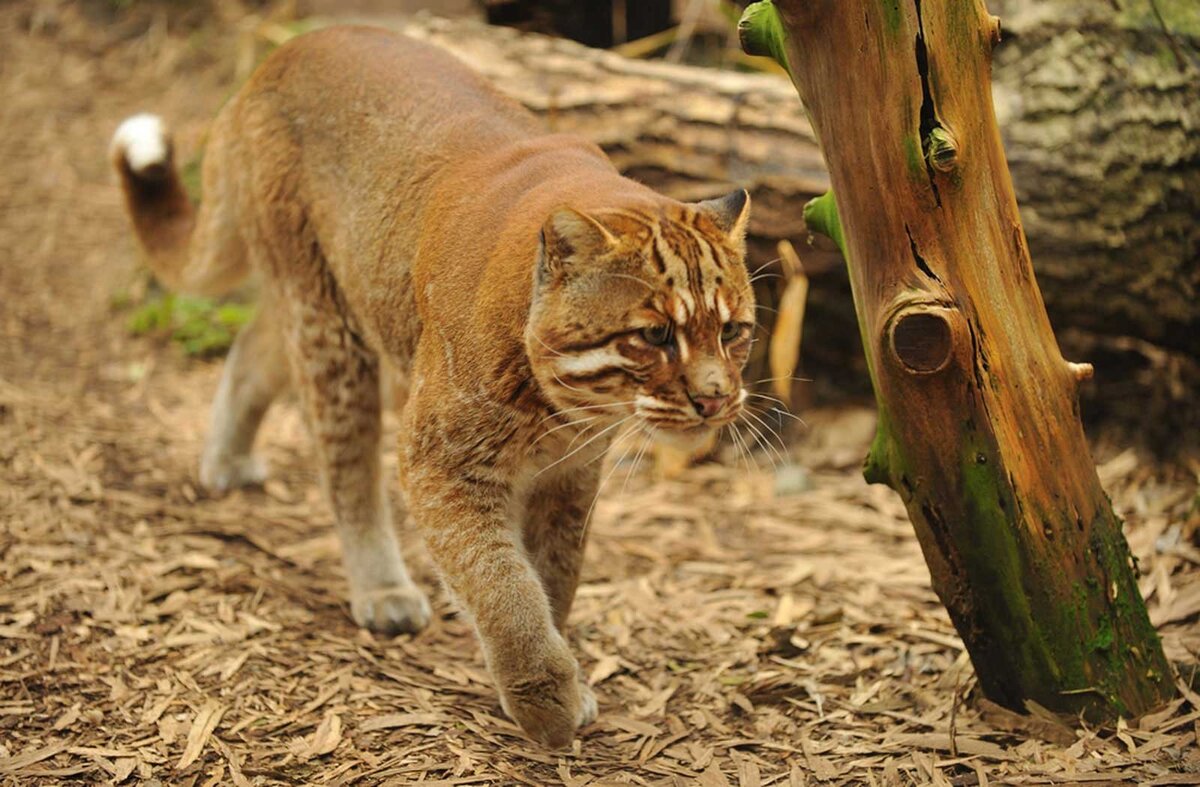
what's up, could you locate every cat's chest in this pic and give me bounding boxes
[512,415,618,485]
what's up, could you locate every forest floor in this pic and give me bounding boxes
[1,3,1199,785]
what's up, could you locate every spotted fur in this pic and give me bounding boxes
[110,26,754,748]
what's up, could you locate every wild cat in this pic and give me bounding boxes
[110,26,755,747]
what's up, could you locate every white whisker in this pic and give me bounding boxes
[621,429,655,497]
[729,424,758,472]
[580,424,644,545]
[536,399,636,428]
[534,414,634,479]
[743,409,790,455]
[750,256,781,276]
[747,392,788,408]
[753,375,813,385]
[532,414,597,447]
[553,373,589,393]
[728,423,754,474]
[600,271,656,291]
[740,413,785,469]
[749,404,806,426]
[770,407,808,428]
[529,330,567,357]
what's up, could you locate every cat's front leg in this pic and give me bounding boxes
[404,460,590,747]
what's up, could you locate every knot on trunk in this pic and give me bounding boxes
[925,127,959,174]
[887,303,961,375]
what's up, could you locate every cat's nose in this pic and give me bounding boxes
[689,392,733,419]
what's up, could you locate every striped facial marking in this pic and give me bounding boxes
[528,194,754,443]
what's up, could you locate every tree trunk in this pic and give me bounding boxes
[738,0,1175,722]
[396,14,1199,442]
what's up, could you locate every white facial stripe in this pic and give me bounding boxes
[672,299,688,325]
[675,286,696,319]
[652,227,695,319]
[676,332,691,362]
[555,347,630,376]
[635,394,677,412]
[692,231,723,311]
[717,293,731,324]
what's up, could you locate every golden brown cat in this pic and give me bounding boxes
[110,26,754,747]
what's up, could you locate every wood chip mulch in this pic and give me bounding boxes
[1,3,1198,785]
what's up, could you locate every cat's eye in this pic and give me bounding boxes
[720,321,744,343]
[641,324,673,346]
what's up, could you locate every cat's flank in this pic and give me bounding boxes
[111,26,754,747]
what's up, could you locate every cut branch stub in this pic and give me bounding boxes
[802,191,845,256]
[987,15,1002,48]
[889,306,958,374]
[1067,360,1095,383]
[737,0,792,76]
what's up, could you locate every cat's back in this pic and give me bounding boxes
[233,24,546,243]
[247,26,540,155]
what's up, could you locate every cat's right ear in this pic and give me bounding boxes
[537,207,616,285]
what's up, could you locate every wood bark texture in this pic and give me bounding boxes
[397,13,1199,437]
[738,0,1176,720]
[990,0,1199,359]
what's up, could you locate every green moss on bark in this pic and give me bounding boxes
[880,0,903,34]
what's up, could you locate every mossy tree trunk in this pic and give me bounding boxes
[739,0,1176,720]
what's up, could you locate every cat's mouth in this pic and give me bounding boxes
[633,396,743,452]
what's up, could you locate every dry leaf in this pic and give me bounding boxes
[176,701,226,770]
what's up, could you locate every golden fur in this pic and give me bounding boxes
[111,26,754,747]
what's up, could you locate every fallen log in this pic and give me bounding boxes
[393,12,1199,442]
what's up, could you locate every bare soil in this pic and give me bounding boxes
[1,3,1198,785]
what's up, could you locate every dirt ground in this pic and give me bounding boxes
[1,3,1199,785]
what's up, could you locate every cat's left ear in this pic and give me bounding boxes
[694,189,751,245]
[536,206,617,286]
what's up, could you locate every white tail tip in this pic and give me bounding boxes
[111,113,169,175]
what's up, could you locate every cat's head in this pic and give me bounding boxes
[527,190,754,453]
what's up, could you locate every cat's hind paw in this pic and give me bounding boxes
[199,451,267,495]
[351,585,431,636]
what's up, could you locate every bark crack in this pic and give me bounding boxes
[905,224,941,283]
[913,0,943,208]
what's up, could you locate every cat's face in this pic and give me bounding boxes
[527,190,755,453]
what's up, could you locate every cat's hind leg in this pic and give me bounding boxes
[200,291,290,493]
[281,268,430,636]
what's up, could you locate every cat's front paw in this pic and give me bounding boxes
[350,585,431,635]
[499,650,592,748]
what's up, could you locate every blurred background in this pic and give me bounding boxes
[8,0,1195,454]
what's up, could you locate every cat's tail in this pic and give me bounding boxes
[110,113,248,296]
